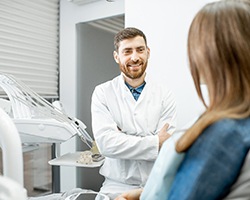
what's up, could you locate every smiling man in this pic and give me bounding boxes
[91,27,177,199]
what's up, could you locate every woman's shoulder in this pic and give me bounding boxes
[197,117,250,149]
[208,117,250,137]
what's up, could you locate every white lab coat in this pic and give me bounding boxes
[91,74,177,197]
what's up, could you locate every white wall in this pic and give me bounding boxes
[125,0,213,128]
[59,0,216,191]
[59,0,124,191]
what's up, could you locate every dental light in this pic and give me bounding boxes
[0,73,93,148]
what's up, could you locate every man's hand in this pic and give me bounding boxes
[158,123,171,149]
[114,188,143,200]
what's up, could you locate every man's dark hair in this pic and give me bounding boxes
[114,27,147,52]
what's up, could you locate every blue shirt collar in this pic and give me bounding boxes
[125,81,146,101]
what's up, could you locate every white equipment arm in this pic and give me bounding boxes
[0,74,93,147]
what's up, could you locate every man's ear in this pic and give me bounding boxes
[113,51,119,63]
[147,47,150,59]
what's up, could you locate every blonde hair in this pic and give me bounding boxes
[176,0,250,152]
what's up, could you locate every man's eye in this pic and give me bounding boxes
[124,50,132,54]
[138,48,145,52]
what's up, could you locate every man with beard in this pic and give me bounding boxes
[91,27,177,199]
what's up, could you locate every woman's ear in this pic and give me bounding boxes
[113,51,119,63]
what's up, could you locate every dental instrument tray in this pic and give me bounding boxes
[48,151,105,168]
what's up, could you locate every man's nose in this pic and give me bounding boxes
[131,52,139,62]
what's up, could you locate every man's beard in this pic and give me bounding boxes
[120,61,147,79]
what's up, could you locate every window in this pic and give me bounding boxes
[0,0,59,99]
[0,0,60,197]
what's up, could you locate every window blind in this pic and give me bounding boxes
[0,0,59,98]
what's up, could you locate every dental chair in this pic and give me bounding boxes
[0,73,108,200]
[0,107,27,200]
[223,151,250,199]
[0,104,108,200]
[0,176,27,200]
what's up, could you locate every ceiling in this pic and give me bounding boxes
[68,0,117,5]
[88,15,124,34]
[68,0,124,34]
[67,0,102,5]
